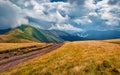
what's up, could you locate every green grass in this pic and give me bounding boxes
[1,41,120,75]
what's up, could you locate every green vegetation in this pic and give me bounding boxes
[1,41,120,75]
[0,24,62,43]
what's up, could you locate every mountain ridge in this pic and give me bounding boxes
[0,24,120,43]
[74,30,120,40]
[0,24,63,43]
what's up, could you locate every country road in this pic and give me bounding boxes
[0,43,64,72]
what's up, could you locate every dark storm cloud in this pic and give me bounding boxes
[94,0,102,4]
[50,0,67,2]
[108,0,120,6]
[68,0,85,5]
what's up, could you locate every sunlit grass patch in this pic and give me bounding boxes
[0,43,47,53]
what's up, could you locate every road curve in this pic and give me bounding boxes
[0,43,64,72]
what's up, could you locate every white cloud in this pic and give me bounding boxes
[0,0,119,31]
[0,0,28,29]
[89,12,98,16]
[74,16,92,25]
[96,0,120,26]
[49,24,83,31]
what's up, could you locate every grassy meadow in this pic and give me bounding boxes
[104,39,120,44]
[0,40,120,75]
[0,43,48,53]
[0,43,52,66]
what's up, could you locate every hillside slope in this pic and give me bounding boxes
[1,40,120,75]
[45,30,83,41]
[0,25,62,43]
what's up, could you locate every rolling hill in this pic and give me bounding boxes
[1,24,120,43]
[0,24,84,43]
[0,25,63,43]
[45,30,83,41]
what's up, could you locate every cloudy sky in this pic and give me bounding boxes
[0,0,120,32]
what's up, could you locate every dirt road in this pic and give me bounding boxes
[0,43,63,72]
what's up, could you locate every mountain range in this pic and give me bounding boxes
[0,24,82,43]
[0,24,120,43]
[75,30,120,40]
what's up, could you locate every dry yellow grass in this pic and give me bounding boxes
[104,39,120,44]
[0,43,47,52]
[1,41,120,75]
